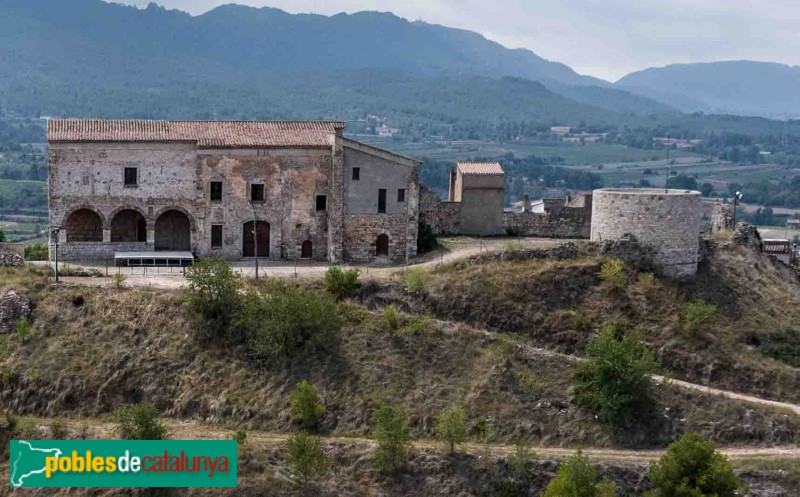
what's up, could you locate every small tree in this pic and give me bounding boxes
[542,449,616,497]
[0,229,5,242]
[417,221,438,253]
[289,380,326,429]
[285,431,330,485]
[382,305,400,331]
[372,403,412,473]
[324,267,360,299]
[648,433,744,497]
[573,326,657,428]
[683,299,717,338]
[184,258,242,338]
[435,403,467,453]
[116,402,168,440]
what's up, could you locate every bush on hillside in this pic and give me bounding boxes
[417,221,438,253]
[403,266,431,293]
[573,326,657,428]
[599,259,626,288]
[285,431,330,485]
[116,402,168,440]
[381,305,400,331]
[238,281,340,361]
[435,403,467,453]
[324,267,361,299]
[289,380,326,429]
[372,403,412,473]
[184,258,242,338]
[542,449,616,497]
[683,299,717,338]
[647,433,744,497]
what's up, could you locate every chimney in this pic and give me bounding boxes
[523,194,531,213]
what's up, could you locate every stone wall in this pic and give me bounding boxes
[0,243,25,266]
[711,202,735,233]
[591,188,701,278]
[419,185,461,235]
[504,200,591,238]
[343,214,414,263]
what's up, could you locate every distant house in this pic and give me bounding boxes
[550,126,572,135]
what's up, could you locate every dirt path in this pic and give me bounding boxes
[55,237,569,289]
[37,418,800,463]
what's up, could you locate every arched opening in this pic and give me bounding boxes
[376,234,389,257]
[65,208,103,242]
[111,209,147,242]
[243,221,270,257]
[301,240,313,259]
[155,210,191,251]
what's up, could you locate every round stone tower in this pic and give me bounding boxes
[591,188,702,278]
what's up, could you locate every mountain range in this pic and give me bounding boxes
[0,0,797,126]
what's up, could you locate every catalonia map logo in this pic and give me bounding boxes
[10,440,237,488]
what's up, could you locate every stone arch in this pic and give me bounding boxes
[110,208,148,243]
[301,240,313,259]
[155,209,192,251]
[106,205,149,229]
[62,205,106,230]
[64,207,104,242]
[375,233,390,257]
[153,206,196,231]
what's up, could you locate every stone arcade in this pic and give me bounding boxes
[47,120,420,263]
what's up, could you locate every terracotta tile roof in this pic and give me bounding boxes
[47,119,345,148]
[456,161,504,176]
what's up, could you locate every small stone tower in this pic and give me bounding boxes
[711,202,735,233]
[448,162,505,235]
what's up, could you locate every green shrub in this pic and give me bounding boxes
[507,440,535,478]
[515,368,544,398]
[599,259,626,288]
[285,431,330,485]
[116,402,168,440]
[324,267,361,299]
[683,299,717,338]
[570,312,593,332]
[573,326,657,428]
[233,428,247,445]
[542,449,615,497]
[24,243,48,261]
[238,281,340,360]
[759,328,800,367]
[50,419,67,439]
[372,403,412,473]
[435,403,467,453]
[396,315,437,340]
[474,416,494,454]
[504,240,523,252]
[14,320,33,341]
[382,305,401,331]
[403,266,431,293]
[417,221,439,253]
[112,272,126,289]
[0,229,5,242]
[647,433,745,497]
[184,258,242,338]
[289,380,326,429]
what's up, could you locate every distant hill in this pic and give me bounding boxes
[0,0,675,126]
[617,61,800,118]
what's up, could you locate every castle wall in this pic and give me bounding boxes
[504,202,591,238]
[591,188,701,278]
[419,185,461,235]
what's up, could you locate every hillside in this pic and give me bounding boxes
[0,0,674,127]
[617,61,800,119]
[3,234,800,494]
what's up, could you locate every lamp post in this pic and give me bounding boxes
[732,191,743,226]
[664,134,671,193]
[251,204,259,280]
[52,228,60,283]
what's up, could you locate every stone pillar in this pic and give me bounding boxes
[102,229,111,243]
[327,138,345,263]
[58,230,67,244]
[147,228,155,245]
[711,202,735,233]
[523,194,531,213]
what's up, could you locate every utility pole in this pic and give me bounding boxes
[732,191,742,226]
[251,204,259,280]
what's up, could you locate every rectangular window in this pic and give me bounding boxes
[124,167,137,186]
[316,195,327,211]
[352,167,360,181]
[210,181,223,201]
[397,188,406,202]
[211,225,223,248]
[250,183,264,202]
[378,188,387,213]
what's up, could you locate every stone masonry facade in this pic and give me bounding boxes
[47,120,420,264]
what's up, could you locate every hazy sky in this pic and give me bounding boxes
[111,0,800,81]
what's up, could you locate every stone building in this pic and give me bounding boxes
[591,188,702,278]
[47,119,420,263]
[448,162,506,235]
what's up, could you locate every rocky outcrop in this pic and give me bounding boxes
[0,243,24,266]
[0,289,32,333]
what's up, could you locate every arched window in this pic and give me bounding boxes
[155,210,191,251]
[110,209,147,242]
[65,209,103,242]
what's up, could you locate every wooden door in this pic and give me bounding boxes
[243,221,269,257]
